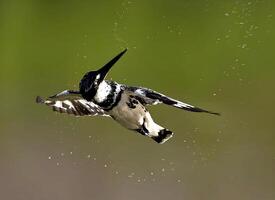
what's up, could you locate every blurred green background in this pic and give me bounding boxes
[0,0,274,200]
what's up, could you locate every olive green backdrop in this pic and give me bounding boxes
[0,1,274,200]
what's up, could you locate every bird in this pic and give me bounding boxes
[36,49,220,144]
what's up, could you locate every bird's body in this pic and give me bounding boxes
[109,89,145,130]
[37,49,219,144]
[105,85,171,143]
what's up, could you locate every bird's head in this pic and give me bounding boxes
[79,49,127,101]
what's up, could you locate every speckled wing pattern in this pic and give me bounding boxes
[36,90,109,117]
[127,86,220,115]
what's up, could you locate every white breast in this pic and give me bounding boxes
[94,81,112,103]
[108,91,145,130]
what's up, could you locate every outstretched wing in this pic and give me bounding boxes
[127,86,220,115]
[36,90,109,117]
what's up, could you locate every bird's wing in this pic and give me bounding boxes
[127,86,220,115]
[36,90,109,117]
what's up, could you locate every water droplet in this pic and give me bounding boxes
[128,172,135,178]
[241,44,247,49]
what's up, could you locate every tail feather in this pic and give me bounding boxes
[36,96,45,104]
[151,129,173,144]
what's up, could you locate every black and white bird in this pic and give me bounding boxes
[36,49,219,144]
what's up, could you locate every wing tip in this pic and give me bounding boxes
[198,108,221,116]
[188,106,221,116]
[206,110,221,116]
[36,96,45,104]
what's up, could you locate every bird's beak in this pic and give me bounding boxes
[96,49,127,83]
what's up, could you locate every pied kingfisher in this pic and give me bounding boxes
[36,49,219,144]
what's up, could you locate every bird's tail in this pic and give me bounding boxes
[142,113,174,144]
[151,128,174,144]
